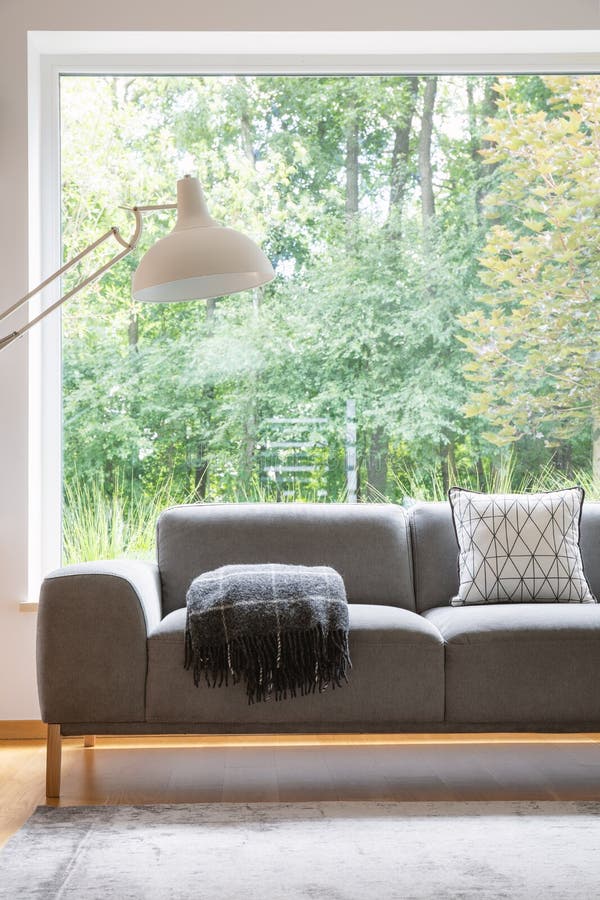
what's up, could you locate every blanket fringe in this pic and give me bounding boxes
[184,626,352,704]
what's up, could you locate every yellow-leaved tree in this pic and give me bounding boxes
[461,76,600,479]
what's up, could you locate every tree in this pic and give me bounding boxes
[387,76,419,233]
[461,76,600,477]
[418,76,437,235]
[62,73,537,514]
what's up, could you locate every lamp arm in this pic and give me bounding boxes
[0,205,157,353]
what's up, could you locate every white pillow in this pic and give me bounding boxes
[448,486,595,606]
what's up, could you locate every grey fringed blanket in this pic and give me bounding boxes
[184,563,351,704]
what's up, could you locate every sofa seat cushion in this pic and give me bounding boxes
[424,604,600,725]
[146,604,445,726]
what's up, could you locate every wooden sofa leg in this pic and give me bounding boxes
[46,724,62,799]
[83,735,96,748]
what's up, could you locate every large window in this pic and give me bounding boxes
[59,73,600,561]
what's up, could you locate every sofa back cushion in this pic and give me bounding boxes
[409,499,600,612]
[157,502,415,616]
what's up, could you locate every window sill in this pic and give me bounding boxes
[19,601,39,613]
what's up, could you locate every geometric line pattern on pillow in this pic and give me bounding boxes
[448,486,596,606]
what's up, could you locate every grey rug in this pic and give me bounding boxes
[1,801,600,899]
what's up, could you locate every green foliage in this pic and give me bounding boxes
[390,453,600,503]
[59,73,597,561]
[62,472,347,563]
[461,76,600,470]
[62,474,193,563]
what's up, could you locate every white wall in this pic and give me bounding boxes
[1,1,600,720]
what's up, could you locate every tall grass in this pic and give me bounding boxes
[63,460,599,564]
[209,474,344,504]
[62,476,192,564]
[387,459,600,504]
[62,474,340,563]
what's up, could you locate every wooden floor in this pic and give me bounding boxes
[2,733,600,848]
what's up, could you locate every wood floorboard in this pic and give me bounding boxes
[274,748,341,801]
[2,736,600,848]
[222,766,280,803]
[466,747,555,800]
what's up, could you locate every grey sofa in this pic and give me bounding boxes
[37,500,600,797]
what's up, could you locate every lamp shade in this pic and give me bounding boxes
[132,176,275,302]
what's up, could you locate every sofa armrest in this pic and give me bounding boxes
[37,560,162,725]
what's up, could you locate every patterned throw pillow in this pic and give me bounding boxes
[448,486,595,606]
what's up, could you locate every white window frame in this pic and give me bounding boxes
[27,29,600,594]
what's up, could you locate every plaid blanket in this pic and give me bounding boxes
[184,563,351,704]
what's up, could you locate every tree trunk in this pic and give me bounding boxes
[476,76,500,217]
[345,115,360,220]
[481,77,500,164]
[240,405,256,482]
[366,426,388,499]
[194,445,209,500]
[419,75,438,312]
[554,442,573,478]
[128,308,139,350]
[205,297,216,324]
[418,76,437,240]
[239,287,263,482]
[440,440,456,495]
[193,298,217,500]
[236,76,256,165]
[476,456,486,490]
[466,80,480,222]
[387,76,419,235]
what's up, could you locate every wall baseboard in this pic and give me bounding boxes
[0,720,47,740]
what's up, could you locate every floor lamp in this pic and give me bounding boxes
[0,175,274,351]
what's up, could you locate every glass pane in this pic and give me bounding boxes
[60,74,600,561]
